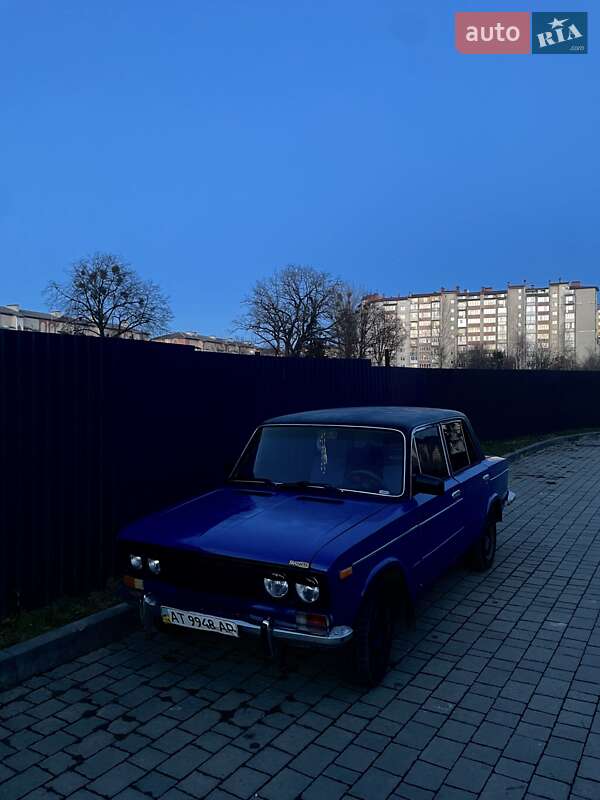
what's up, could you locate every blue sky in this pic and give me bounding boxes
[0,1,597,336]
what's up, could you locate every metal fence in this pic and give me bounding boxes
[2,328,599,618]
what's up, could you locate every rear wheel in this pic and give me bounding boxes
[469,519,497,571]
[352,588,394,686]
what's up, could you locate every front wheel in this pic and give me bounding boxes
[468,519,497,571]
[352,589,394,686]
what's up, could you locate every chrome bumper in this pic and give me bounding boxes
[240,617,353,648]
[505,490,516,505]
[141,594,352,649]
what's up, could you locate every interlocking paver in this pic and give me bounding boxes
[350,766,399,799]
[0,767,52,800]
[4,439,600,799]
[259,767,312,800]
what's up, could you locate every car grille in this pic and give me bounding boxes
[119,541,329,610]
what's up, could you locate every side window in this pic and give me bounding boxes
[441,421,470,473]
[412,426,449,480]
[462,423,481,465]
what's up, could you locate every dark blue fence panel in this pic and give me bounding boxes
[1,328,599,618]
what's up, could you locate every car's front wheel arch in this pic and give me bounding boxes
[360,560,414,624]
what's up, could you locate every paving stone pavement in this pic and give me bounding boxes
[2,437,600,800]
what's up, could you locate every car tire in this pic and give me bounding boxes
[468,519,497,571]
[352,587,394,686]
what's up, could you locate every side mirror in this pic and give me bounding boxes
[413,474,446,496]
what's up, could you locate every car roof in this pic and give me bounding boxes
[264,406,467,434]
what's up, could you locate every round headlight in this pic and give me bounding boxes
[264,573,288,598]
[296,577,320,604]
[129,554,143,570]
[148,558,161,575]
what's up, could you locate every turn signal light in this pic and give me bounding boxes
[123,575,144,590]
[296,612,329,632]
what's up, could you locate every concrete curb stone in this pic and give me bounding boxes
[0,602,136,690]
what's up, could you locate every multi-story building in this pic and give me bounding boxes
[1,304,69,334]
[0,304,147,340]
[152,331,263,355]
[372,281,598,367]
[0,305,267,355]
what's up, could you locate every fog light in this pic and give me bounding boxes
[264,573,288,598]
[148,558,161,575]
[295,577,320,603]
[130,554,143,570]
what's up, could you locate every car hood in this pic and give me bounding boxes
[120,486,385,568]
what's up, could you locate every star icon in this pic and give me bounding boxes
[548,17,568,29]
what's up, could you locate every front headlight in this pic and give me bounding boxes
[296,577,320,603]
[130,554,143,570]
[148,558,161,575]
[264,573,288,598]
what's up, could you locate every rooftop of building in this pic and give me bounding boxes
[152,331,255,346]
[0,305,64,320]
[369,280,598,303]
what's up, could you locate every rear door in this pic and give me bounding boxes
[410,424,463,587]
[440,419,488,549]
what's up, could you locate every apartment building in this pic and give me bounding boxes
[152,331,262,355]
[373,281,598,367]
[0,304,150,340]
[0,304,68,334]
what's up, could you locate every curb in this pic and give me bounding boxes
[504,430,600,462]
[0,602,137,691]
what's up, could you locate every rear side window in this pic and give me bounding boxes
[441,421,470,473]
[412,426,449,479]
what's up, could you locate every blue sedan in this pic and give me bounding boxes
[119,407,514,684]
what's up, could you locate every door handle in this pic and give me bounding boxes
[452,489,462,499]
[482,474,490,481]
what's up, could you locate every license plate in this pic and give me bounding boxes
[161,606,239,638]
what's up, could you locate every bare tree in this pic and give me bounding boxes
[433,293,456,368]
[510,328,528,370]
[527,345,555,370]
[580,351,600,370]
[331,291,405,365]
[45,254,172,338]
[331,287,363,359]
[456,345,511,369]
[236,265,342,357]
[367,302,406,366]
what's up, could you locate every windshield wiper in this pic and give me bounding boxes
[277,480,343,495]
[229,476,278,488]
[230,477,343,495]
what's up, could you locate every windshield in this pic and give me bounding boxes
[232,425,405,496]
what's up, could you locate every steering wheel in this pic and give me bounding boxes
[347,469,383,492]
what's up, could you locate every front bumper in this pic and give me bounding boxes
[140,593,352,649]
[505,490,516,505]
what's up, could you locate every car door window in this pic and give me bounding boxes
[462,423,481,465]
[412,426,449,479]
[441,421,470,473]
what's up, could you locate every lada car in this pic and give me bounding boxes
[119,407,515,684]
